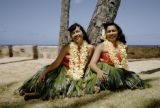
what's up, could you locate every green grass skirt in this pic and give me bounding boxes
[19,65,86,100]
[84,62,144,93]
[19,62,144,100]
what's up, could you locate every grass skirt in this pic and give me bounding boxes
[19,65,86,100]
[19,62,144,99]
[84,62,144,93]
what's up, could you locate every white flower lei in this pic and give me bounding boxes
[67,41,89,80]
[104,39,128,69]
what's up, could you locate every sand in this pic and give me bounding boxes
[0,57,160,107]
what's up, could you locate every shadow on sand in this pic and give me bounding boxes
[141,68,160,74]
[0,59,34,65]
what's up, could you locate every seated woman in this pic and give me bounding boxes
[85,22,144,93]
[18,23,94,100]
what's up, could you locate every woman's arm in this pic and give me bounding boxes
[89,43,107,81]
[44,45,68,74]
[37,45,69,83]
[87,44,94,63]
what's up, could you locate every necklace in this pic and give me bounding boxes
[104,39,128,69]
[67,41,89,80]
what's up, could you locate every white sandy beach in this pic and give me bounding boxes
[0,57,160,107]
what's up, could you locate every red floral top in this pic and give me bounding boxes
[62,53,70,68]
[62,53,89,68]
[99,52,122,66]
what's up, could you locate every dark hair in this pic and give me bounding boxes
[68,23,90,44]
[102,22,126,44]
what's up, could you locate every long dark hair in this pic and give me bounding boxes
[68,23,90,44]
[102,22,127,44]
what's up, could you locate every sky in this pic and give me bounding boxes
[0,0,160,45]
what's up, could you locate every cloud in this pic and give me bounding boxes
[74,0,83,4]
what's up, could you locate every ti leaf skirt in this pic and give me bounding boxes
[84,62,144,93]
[19,65,86,100]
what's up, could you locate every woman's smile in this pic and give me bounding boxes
[106,25,118,43]
[71,26,83,44]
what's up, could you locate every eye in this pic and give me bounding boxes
[107,30,111,33]
[76,30,80,33]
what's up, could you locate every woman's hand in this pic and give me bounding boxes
[37,73,46,84]
[97,70,107,82]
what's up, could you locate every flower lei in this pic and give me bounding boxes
[104,39,128,69]
[67,41,89,80]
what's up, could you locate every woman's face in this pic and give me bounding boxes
[70,26,83,44]
[105,25,118,43]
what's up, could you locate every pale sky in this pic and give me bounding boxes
[0,0,160,45]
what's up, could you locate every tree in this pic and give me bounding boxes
[58,0,121,46]
[58,0,70,47]
[87,0,121,45]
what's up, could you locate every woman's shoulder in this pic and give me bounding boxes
[60,44,70,53]
[94,42,107,53]
[87,44,94,49]
[62,44,69,49]
[96,42,105,48]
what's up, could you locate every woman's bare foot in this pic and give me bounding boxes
[93,86,100,94]
[80,90,85,96]
[19,89,25,96]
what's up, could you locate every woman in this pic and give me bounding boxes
[85,22,144,93]
[18,23,94,100]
